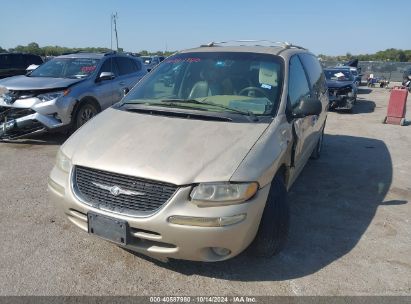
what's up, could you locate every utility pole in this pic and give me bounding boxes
[111,12,119,51]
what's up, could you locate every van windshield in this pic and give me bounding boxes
[30,58,100,79]
[122,52,284,116]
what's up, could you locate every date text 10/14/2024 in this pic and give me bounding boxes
[149,296,257,303]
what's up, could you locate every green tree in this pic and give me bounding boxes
[27,42,41,55]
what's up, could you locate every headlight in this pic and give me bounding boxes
[56,149,71,173]
[190,182,258,206]
[37,89,69,102]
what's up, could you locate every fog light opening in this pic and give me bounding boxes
[212,247,231,257]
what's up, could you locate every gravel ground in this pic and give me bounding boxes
[0,86,410,296]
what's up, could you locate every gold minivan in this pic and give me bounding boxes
[48,41,328,262]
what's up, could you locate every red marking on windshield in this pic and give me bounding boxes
[165,58,201,64]
[81,66,96,73]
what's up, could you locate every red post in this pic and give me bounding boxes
[384,86,408,126]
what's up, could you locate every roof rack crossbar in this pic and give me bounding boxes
[201,40,306,50]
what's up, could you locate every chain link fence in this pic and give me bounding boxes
[321,61,411,82]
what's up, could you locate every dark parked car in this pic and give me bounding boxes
[0,53,43,79]
[402,67,411,92]
[141,55,164,72]
[324,67,357,111]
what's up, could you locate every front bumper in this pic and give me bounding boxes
[328,94,355,110]
[48,166,270,262]
[0,96,74,139]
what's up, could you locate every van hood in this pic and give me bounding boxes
[0,75,83,91]
[63,108,269,185]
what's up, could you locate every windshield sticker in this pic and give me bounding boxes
[261,83,272,90]
[81,66,96,73]
[165,58,201,64]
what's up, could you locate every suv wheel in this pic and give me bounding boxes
[74,102,98,130]
[249,174,289,257]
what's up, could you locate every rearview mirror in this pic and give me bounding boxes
[98,72,115,81]
[292,98,322,118]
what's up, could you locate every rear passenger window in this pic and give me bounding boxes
[299,53,326,95]
[288,56,310,109]
[115,57,137,75]
[99,58,119,77]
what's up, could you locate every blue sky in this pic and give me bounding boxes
[1,0,410,55]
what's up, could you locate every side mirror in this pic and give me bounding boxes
[292,98,322,118]
[98,72,115,81]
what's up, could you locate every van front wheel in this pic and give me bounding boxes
[249,174,289,257]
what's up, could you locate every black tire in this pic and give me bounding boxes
[310,126,324,160]
[400,118,406,126]
[249,174,289,257]
[73,102,99,131]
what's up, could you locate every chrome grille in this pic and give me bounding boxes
[73,166,178,216]
[0,107,35,120]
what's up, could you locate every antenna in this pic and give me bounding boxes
[111,12,119,51]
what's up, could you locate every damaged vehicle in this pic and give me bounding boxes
[0,52,146,140]
[48,41,328,262]
[324,67,357,111]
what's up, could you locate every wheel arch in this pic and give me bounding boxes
[71,96,101,120]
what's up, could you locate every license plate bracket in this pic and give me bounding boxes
[87,212,129,245]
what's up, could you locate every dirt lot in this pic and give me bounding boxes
[0,86,410,296]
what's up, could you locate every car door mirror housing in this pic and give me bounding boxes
[98,72,115,81]
[292,98,322,118]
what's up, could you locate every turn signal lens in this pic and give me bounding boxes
[168,214,246,227]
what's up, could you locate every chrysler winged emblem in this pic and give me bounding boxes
[92,182,145,197]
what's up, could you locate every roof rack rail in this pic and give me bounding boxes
[61,50,110,55]
[104,51,118,56]
[200,40,306,50]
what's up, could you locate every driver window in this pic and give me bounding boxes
[288,56,310,109]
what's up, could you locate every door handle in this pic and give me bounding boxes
[119,81,126,86]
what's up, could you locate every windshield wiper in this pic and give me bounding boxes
[160,98,259,121]
[122,100,210,112]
